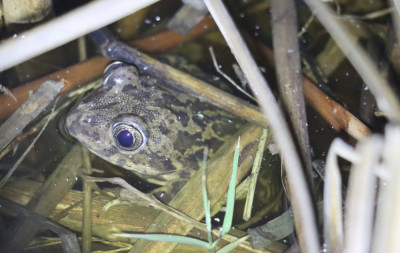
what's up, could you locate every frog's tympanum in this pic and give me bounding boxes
[66,62,243,186]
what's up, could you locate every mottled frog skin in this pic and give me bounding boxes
[66,62,243,185]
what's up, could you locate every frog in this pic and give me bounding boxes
[66,61,245,191]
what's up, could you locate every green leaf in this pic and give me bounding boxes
[201,146,213,246]
[220,137,240,236]
[216,235,250,253]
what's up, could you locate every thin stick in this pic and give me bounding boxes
[96,39,268,127]
[252,40,371,139]
[0,16,216,121]
[0,0,159,71]
[203,1,319,252]
[209,47,255,101]
[84,176,207,232]
[243,128,268,221]
[0,80,64,151]
[0,96,60,189]
[271,0,314,190]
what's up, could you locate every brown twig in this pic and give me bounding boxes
[0,56,110,120]
[253,39,371,140]
[0,16,217,120]
[303,0,400,124]
[0,80,64,150]
[100,40,268,127]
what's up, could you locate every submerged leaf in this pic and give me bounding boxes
[113,233,210,249]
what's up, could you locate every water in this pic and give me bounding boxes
[1,0,393,251]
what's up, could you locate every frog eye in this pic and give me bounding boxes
[111,115,147,151]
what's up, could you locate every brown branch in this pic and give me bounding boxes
[0,15,217,120]
[253,38,371,140]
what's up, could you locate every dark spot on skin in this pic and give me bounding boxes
[146,154,176,172]
[87,131,100,142]
[186,149,204,170]
[107,146,119,156]
[175,151,199,172]
[179,170,192,179]
[158,121,170,135]
[174,131,202,153]
[192,115,206,128]
[140,108,160,122]
[138,149,147,155]
[161,93,191,107]
[189,99,214,113]
[207,138,224,153]
[211,117,236,136]
[192,132,202,139]
[122,84,135,93]
[175,111,189,127]
[162,159,176,172]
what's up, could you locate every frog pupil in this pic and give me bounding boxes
[117,129,134,148]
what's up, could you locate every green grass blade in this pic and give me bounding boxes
[202,146,213,247]
[220,137,240,236]
[216,235,250,253]
[113,233,210,249]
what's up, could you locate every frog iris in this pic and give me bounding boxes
[111,115,147,151]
